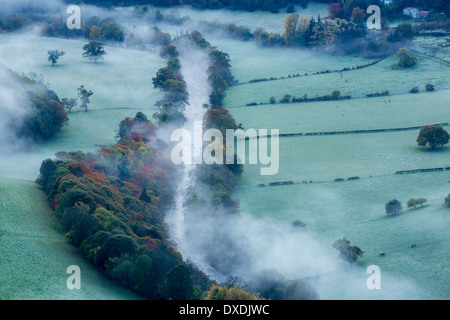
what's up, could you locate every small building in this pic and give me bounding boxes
[403,7,420,19]
[419,11,429,19]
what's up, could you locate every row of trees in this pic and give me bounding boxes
[37,117,215,300]
[60,85,93,113]
[48,42,107,67]
[385,197,427,216]
[152,45,188,126]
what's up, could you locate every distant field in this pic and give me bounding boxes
[224,53,450,107]
[123,2,329,34]
[0,34,164,298]
[225,32,450,299]
[0,179,140,299]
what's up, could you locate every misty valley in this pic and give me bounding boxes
[0,0,449,302]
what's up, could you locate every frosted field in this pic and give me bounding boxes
[235,172,450,299]
[224,33,450,299]
[121,2,329,34]
[0,10,449,299]
[0,179,141,299]
[225,52,450,106]
[230,89,450,135]
[0,34,164,299]
[0,34,165,180]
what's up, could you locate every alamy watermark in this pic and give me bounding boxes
[171,121,280,176]
[367,5,381,30]
[66,265,81,290]
[66,5,81,30]
[366,265,381,290]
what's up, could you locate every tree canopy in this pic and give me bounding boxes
[385,199,402,216]
[417,125,450,149]
[48,50,65,66]
[82,41,107,63]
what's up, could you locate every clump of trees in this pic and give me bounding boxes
[11,71,68,143]
[417,125,450,149]
[152,52,188,126]
[117,112,156,143]
[385,199,402,216]
[246,269,319,300]
[407,198,427,209]
[36,118,214,300]
[395,48,418,68]
[205,285,262,300]
[332,238,364,264]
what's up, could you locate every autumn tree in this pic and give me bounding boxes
[351,7,366,26]
[89,25,101,39]
[395,48,417,68]
[407,198,427,209]
[417,125,449,149]
[284,13,299,46]
[329,3,344,19]
[332,238,364,264]
[394,22,414,41]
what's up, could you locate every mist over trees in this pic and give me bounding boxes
[47,50,65,66]
[36,117,215,300]
[82,41,107,63]
[0,66,68,144]
[77,85,94,111]
[332,238,364,264]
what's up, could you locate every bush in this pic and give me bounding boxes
[395,48,417,68]
[425,83,435,92]
[280,94,291,103]
[407,198,427,208]
[410,86,419,93]
[385,199,402,216]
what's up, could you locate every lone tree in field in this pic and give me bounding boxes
[385,199,402,216]
[395,48,417,68]
[332,238,363,264]
[407,198,427,209]
[417,125,450,149]
[82,41,106,63]
[48,50,65,66]
[445,194,450,207]
[61,97,77,113]
[77,85,93,112]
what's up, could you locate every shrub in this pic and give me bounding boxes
[407,198,427,208]
[385,199,402,216]
[410,86,419,93]
[425,83,435,92]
